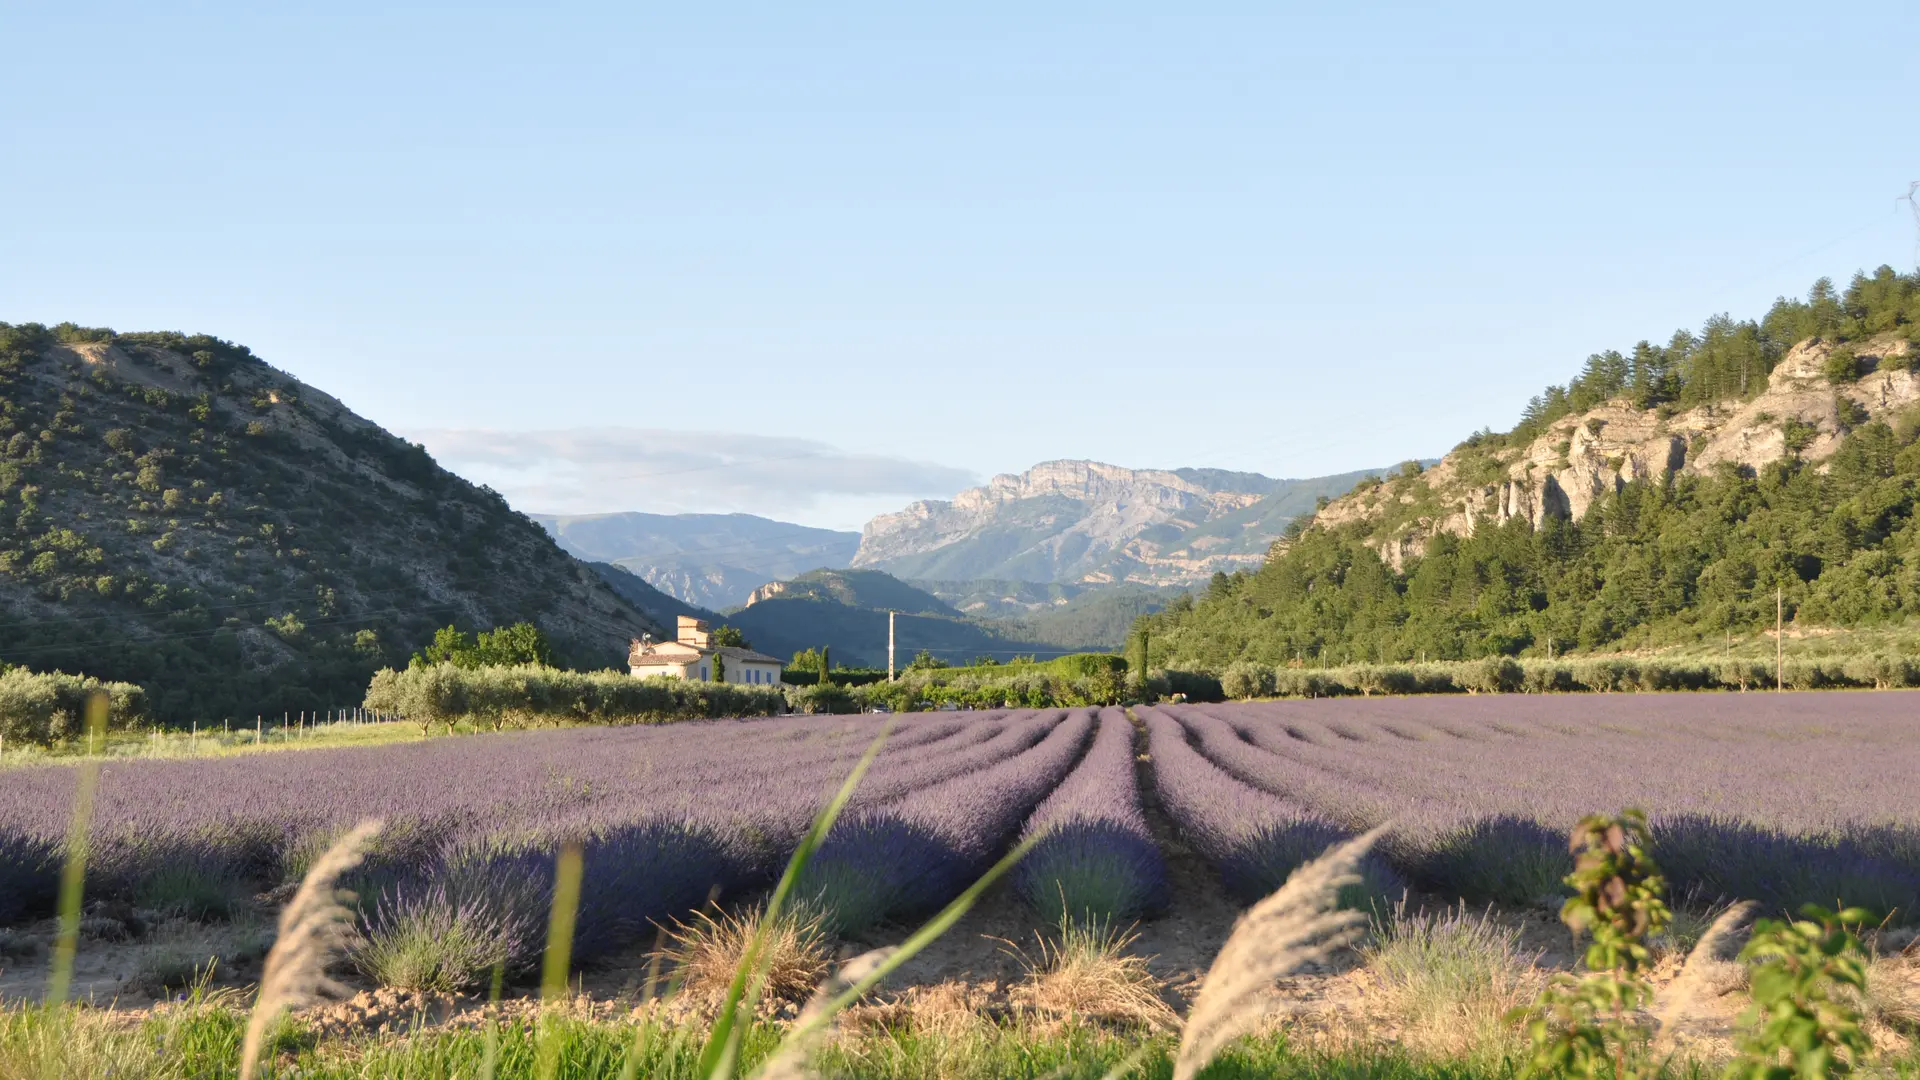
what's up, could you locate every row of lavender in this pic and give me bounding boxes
[1013,708,1167,924]
[1146,695,1920,919]
[2,706,1179,986]
[0,712,1042,938]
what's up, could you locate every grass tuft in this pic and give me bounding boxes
[131,861,248,921]
[1007,917,1177,1031]
[354,891,525,994]
[658,902,834,1007]
[1362,900,1538,1059]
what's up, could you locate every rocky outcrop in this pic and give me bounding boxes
[852,460,1324,585]
[1315,335,1917,570]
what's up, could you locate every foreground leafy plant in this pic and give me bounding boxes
[1517,810,1671,1080]
[1725,905,1872,1080]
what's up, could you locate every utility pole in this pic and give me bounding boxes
[1776,586,1784,692]
[887,611,896,682]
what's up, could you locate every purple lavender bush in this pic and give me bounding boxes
[800,710,1095,933]
[1184,696,1920,921]
[1141,707,1400,910]
[1014,708,1167,925]
[0,711,1018,940]
[0,830,58,924]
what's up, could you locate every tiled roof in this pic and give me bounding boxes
[629,653,697,667]
[628,645,782,666]
[715,646,783,665]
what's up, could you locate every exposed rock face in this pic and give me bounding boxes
[851,460,1282,585]
[1314,335,1918,570]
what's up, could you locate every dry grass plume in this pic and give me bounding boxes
[1173,826,1385,1080]
[1651,900,1754,1057]
[239,820,382,1080]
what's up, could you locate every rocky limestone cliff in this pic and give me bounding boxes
[1316,335,1918,570]
[852,460,1277,585]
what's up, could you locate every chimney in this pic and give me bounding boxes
[677,616,710,649]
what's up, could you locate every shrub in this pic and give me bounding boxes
[1637,661,1711,692]
[363,663,786,730]
[1161,669,1225,703]
[1570,658,1639,692]
[1519,662,1575,694]
[1220,661,1276,700]
[1048,654,1129,680]
[1516,810,1671,1079]
[1840,653,1916,689]
[1356,665,1418,697]
[786,683,856,715]
[0,831,59,925]
[129,859,249,920]
[1780,658,1833,691]
[1460,656,1522,695]
[1364,900,1538,1057]
[355,873,543,992]
[1412,816,1570,907]
[1824,345,1861,383]
[0,667,146,746]
[1716,660,1770,691]
[1728,906,1873,1080]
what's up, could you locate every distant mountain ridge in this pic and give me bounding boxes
[532,511,860,609]
[851,459,1388,585]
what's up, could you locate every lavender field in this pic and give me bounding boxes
[3,692,1917,982]
[0,708,1131,970]
[1147,691,1920,917]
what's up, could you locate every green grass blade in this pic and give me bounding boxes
[46,693,108,1006]
[481,959,506,1080]
[697,721,893,1080]
[535,841,585,1080]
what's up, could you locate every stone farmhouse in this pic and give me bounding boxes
[628,616,785,686]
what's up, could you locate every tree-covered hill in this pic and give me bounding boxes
[722,568,1075,668]
[739,568,959,616]
[0,323,661,722]
[1140,267,1920,670]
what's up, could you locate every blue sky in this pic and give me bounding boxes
[5,3,1917,530]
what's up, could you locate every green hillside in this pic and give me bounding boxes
[991,584,1180,651]
[737,568,958,616]
[723,568,1072,667]
[1142,267,1920,670]
[0,323,659,722]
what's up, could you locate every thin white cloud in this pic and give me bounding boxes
[409,426,977,528]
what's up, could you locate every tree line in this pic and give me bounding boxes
[1140,268,1920,671]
